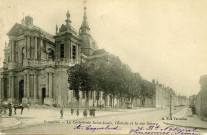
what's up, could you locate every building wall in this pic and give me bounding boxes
[195,75,207,121]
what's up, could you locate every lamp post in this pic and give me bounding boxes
[169,92,172,120]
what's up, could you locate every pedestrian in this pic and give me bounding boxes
[71,106,74,115]
[92,107,96,117]
[83,109,87,118]
[8,103,12,116]
[20,103,24,115]
[27,103,30,112]
[89,108,92,117]
[60,107,63,119]
[76,109,79,117]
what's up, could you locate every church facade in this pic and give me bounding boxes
[0,8,106,106]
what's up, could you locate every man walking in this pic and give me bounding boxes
[76,109,79,117]
[60,107,63,119]
[71,107,74,115]
[8,103,12,116]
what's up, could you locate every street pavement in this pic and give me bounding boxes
[0,106,157,131]
[164,107,207,129]
[2,108,207,135]
[1,106,207,134]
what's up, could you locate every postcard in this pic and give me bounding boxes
[0,0,207,134]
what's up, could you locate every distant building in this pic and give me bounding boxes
[142,80,173,108]
[195,74,207,121]
[189,95,196,106]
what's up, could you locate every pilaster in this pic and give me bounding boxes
[49,72,53,98]
[34,73,38,98]
[12,40,15,62]
[11,75,14,98]
[27,36,30,59]
[27,72,30,98]
[34,36,38,60]
[25,36,27,59]
[46,72,49,97]
[24,74,27,97]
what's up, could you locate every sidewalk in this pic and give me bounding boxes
[0,107,158,131]
[163,107,207,129]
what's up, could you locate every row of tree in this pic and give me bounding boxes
[67,56,156,109]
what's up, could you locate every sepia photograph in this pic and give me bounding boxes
[0,0,207,134]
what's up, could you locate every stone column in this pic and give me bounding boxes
[11,76,14,98]
[27,36,30,59]
[8,76,11,98]
[11,41,13,62]
[1,78,5,99]
[0,78,2,99]
[12,41,15,62]
[2,78,5,99]
[25,36,27,59]
[27,73,30,98]
[39,38,43,60]
[24,74,27,97]
[49,72,53,98]
[34,37,38,60]
[9,41,12,62]
[46,73,49,97]
[10,41,14,62]
[34,74,37,98]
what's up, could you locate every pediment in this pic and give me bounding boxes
[7,23,25,36]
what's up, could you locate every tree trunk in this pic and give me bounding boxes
[131,97,134,107]
[116,97,119,110]
[77,99,79,109]
[75,90,80,109]
[96,91,99,107]
[104,93,107,110]
[92,91,94,107]
[120,93,123,108]
[97,99,99,107]
[86,91,89,109]
[112,94,115,108]
[141,96,145,107]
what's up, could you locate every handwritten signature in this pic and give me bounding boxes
[129,125,199,135]
[74,124,122,133]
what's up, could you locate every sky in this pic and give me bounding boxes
[0,0,207,97]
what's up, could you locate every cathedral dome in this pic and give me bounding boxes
[79,7,98,56]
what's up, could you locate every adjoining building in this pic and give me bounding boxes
[195,74,207,121]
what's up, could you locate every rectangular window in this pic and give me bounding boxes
[60,44,64,58]
[72,45,76,59]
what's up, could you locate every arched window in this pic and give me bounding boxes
[72,45,76,59]
[60,44,64,58]
[22,47,25,60]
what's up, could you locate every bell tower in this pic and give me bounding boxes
[54,10,81,64]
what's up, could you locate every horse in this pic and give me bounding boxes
[13,104,24,115]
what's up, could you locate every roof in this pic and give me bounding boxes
[93,49,107,55]
[7,23,55,43]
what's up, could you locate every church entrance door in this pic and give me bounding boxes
[19,80,24,103]
[42,88,46,104]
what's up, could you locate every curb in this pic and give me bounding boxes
[163,121,207,130]
[1,108,161,132]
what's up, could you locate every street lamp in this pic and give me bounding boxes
[169,92,172,120]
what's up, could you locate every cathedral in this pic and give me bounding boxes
[0,7,110,106]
